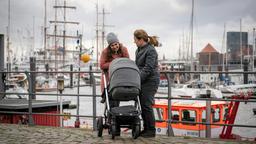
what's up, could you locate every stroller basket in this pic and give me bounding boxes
[111,105,139,116]
[111,86,139,101]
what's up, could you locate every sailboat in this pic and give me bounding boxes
[157,80,223,99]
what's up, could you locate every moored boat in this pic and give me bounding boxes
[153,99,229,138]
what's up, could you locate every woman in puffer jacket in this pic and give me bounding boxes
[99,32,129,136]
[99,32,130,92]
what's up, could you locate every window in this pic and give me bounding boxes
[202,110,206,122]
[171,111,179,123]
[182,109,196,125]
[212,108,220,122]
[202,108,221,123]
[153,108,164,121]
[223,106,229,121]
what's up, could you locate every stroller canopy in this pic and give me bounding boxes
[109,58,140,92]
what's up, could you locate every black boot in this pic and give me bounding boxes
[140,129,147,136]
[115,125,121,136]
[140,129,155,138]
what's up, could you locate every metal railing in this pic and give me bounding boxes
[0,70,256,139]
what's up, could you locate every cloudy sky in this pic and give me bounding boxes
[0,0,256,61]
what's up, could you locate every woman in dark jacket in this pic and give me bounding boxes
[133,29,160,138]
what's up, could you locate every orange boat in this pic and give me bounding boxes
[153,99,229,138]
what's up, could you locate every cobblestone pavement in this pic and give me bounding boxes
[0,124,253,144]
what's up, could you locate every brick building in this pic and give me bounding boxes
[198,43,223,71]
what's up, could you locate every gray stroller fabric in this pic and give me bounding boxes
[109,58,141,100]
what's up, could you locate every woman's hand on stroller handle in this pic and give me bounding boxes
[103,69,108,75]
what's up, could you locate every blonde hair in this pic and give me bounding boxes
[134,29,159,47]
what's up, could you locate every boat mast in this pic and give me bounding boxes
[96,2,99,69]
[44,0,47,65]
[99,7,113,57]
[253,28,255,71]
[49,0,79,70]
[182,30,185,60]
[101,8,106,51]
[54,0,57,71]
[240,18,243,69]
[178,38,181,60]
[63,0,66,67]
[190,0,194,79]
[32,16,35,55]
[186,34,189,62]
[222,23,226,72]
[7,0,11,74]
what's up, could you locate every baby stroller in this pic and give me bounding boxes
[97,58,142,139]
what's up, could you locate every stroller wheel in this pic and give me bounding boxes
[97,116,103,137]
[132,124,140,139]
[111,125,116,139]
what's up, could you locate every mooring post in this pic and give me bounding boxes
[0,34,5,100]
[205,90,211,138]
[166,72,174,136]
[92,73,97,131]
[30,57,36,99]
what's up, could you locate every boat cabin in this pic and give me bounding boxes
[153,99,229,138]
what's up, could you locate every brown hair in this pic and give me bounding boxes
[133,29,159,47]
[106,43,123,59]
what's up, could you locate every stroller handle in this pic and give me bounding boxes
[102,69,109,88]
[102,70,110,111]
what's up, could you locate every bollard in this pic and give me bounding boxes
[243,59,248,84]
[57,76,64,127]
[75,69,80,128]
[203,89,211,138]
[75,34,82,128]
[0,34,5,100]
[165,73,174,136]
[6,63,11,78]
[92,73,97,131]
[30,57,36,99]
[89,65,92,86]
[70,64,73,88]
[206,99,211,138]
[25,71,34,126]
[45,63,49,79]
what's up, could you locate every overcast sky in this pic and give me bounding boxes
[0,0,256,61]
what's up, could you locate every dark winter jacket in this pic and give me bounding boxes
[135,43,160,84]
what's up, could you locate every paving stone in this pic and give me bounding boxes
[0,124,253,144]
